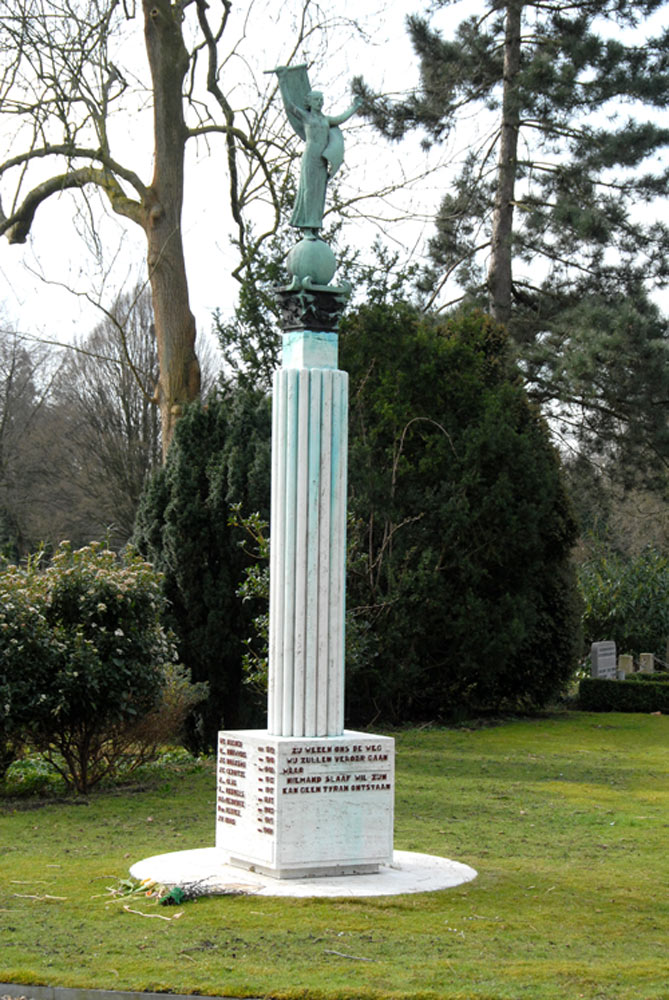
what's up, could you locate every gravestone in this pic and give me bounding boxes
[639,653,655,674]
[590,641,617,679]
[617,653,634,678]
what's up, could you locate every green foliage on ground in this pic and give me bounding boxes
[0,714,667,999]
[0,542,204,792]
[579,677,669,713]
[0,747,204,800]
[340,304,581,723]
[133,390,271,750]
[578,546,669,658]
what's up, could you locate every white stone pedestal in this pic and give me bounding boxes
[216,729,394,878]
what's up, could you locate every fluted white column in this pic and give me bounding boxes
[268,331,348,737]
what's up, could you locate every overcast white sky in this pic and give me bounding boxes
[0,0,460,358]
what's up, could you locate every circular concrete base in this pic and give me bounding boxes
[130,848,476,898]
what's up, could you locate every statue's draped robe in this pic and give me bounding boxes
[291,113,330,229]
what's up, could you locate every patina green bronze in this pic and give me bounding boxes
[267,62,359,328]
[270,64,361,236]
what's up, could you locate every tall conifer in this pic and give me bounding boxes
[355,0,669,482]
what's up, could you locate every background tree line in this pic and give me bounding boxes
[2,271,668,748]
[1,0,668,749]
[0,287,161,558]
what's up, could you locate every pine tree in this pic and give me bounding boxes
[354,1,669,485]
[357,0,669,325]
[521,284,669,488]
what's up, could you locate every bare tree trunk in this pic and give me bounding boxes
[488,1,522,326]
[143,0,200,458]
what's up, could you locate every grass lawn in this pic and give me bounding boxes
[1,711,667,1000]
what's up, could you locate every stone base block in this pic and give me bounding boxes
[216,730,394,879]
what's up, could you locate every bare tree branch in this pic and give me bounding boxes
[0,166,143,242]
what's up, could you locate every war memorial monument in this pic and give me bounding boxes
[132,65,476,895]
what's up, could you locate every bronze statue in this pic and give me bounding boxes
[271,65,361,236]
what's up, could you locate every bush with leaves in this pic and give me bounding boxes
[0,542,204,793]
[579,677,669,713]
[578,546,669,659]
[217,305,582,723]
[340,304,581,723]
[206,305,581,724]
[133,389,271,751]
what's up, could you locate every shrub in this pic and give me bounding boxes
[0,542,204,793]
[122,662,209,763]
[339,305,581,722]
[578,546,669,658]
[625,671,669,684]
[133,390,271,750]
[2,754,65,797]
[579,677,669,712]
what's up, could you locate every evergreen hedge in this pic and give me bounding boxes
[135,307,582,732]
[340,305,581,722]
[579,677,669,713]
[624,671,669,684]
[133,388,271,750]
